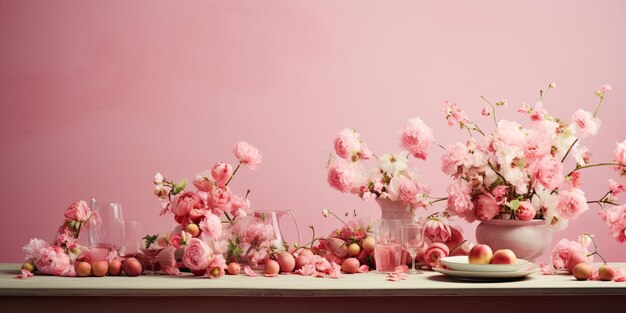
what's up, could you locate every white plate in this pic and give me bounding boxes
[432,266,538,281]
[441,256,531,272]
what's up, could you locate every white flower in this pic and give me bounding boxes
[322,209,330,217]
[572,144,590,166]
[379,153,408,176]
[154,172,164,184]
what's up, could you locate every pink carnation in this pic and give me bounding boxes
[207,186,233,213]
[556,188,589,220]
[35,246,72,276]
[400,117,434,160]
[524,130,552,159]
[334,128,371,161]
[532,156,563,190]
[232,141,262,171]
[171,191,204,217]
[423,218,451,242]
[446,181,474,222]
[515,201,537,221]
[182,238,213,271]
[199,212,223,241]
[474,193,501,221]
[441,142,469,177]
[64,200,91,222]
[211,162,233,186]
[327,158,356,193]
[599,205,626,243]
[572,109,600,138]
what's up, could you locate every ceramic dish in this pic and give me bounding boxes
[432,266,538,281]
[441,256,531,272]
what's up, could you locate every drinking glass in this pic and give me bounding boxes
[401,224,424,274]
[120,219,141,258]
[374,219,402,273]
[112,219,125,255]
[139,240,164,275]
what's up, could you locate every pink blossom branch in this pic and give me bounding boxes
[225,163,241,186]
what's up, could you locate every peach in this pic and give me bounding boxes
[572,263,593,281]
[75,261,92,277]
[598,264,616,281]
[122,257,143,276]
[566,251,589,273]
[348,243,361,257]
[91,260,109,277]
[491,249,517,265]
[361,237,375,252]
[108,260,123,276]
[265,259,280,275]
[227,262,241,275]
[341,258,360,274]
[468,244,493,264]
[294,254,311,270]
[276,252,296,273]
[185,224,200,237]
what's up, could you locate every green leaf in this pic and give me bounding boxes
[142,234,159,249]
[177,178,187,190]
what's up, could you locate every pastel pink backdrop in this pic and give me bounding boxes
[1,0,625,262]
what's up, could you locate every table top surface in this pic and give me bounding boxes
[2,263,625,297]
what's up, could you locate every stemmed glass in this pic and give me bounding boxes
[401,223,424,274]
[139,235,164,275]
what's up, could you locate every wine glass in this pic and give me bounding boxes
[401,223,424,274]
[139,238,164,275]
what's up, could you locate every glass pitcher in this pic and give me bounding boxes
[87,198,124,260]
[253,210,301,247]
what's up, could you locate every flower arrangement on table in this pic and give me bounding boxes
[440,84,626,239]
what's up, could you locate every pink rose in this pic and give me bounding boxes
[207,255,227,279]
[207,186,233,213]
[193,171,214,192]
[35,246,71,276]
[572,109,600,138]
[211,162,233,186]
[423,242,450,268]
[446,181,474,222]
[599,205,626,243]
[171,192,204,217]
[334,128,372,161]
[53,225,76,246]
[441,142,469,177]
[232,141,262,171]
[22,238,49,262]
[189,208,207,224]
[423,218,451,242]
[515,201,536,221]
[169,234,183,249]
[182,238,213,271]
[474,193,501,221]
[327,158,356,193]
[400,117,434,160]
[551,238,590,271]
[199,212,223,241]
[64,200,91,222]
[532,156,563,190]
[556,188,589,220]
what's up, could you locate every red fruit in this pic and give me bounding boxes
[572,263,592,281]
[91,260,109,277]
[122,257,143,276]
[491,249,517,265]
[598,264,616,281]
[108,260,123,276]
[75,261,92,277]
[227,262,241,275]
[265,260,280,275]
[341,258,360,274]
[468,244,493,264]
[276,252,296,273]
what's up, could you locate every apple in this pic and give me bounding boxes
[361,237,375,252]
[491,249,517,265]
[572,263,592,281]
[276,252,296,273]
[227,262,241,275]
[598,264,616,281]
[75,261,92,277]
[468,244,493,264]
[341,258,360,274]
[185,224,200,237]
[566,251,589,273]
[92,260,109,277]
[122,257,143,276]
[348,243,361,257]
[265,259,280,275]
[108,260,123,276]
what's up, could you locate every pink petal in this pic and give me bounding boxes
[357,265,370,273]
[162,266,182,276]
[15,269,34,279]
[614,268,626,282]
[393,265,409,274]
[539,262,555,275]
[243,266,258,277]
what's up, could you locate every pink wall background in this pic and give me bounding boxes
[1,0,625,262]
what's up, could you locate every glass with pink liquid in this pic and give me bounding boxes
[374,219,403,273]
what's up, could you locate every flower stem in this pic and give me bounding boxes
[567,162,625,177]
[449,239,467,255]
[480,95,498,127]
[560,138,579,163]
[225,163,241,186]
[584,233,607,264]
[593,96,605,118]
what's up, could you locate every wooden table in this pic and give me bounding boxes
[1,263,625,313]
